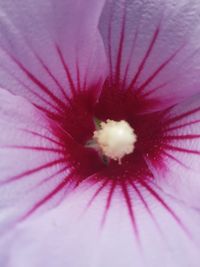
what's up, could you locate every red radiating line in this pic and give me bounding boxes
[86,179,110,209]
[136,45,184,95]
[34,104,62,121]
[72,170,102,190]
[140,44,200,98]
[121,181,139,239]
[55,44,77,96]
[164,106,200,126]
[31,93,62,115]
[0,24,67,103]
[129,180,163,234]
[149,181,200,213]
[139,180,190,236]
[122,28,139,89]
[101,180,116,226]
[127,25,160,91]
[0,59,62,113]
[161,150,189,169]
[130,181,153,215]
[163,143,200,155]
[32,49,71,103]
[164,134,200,140]
[164,120,200,132]
[0,158,67,185]
[121,1,145,89]
[142,81,170,98]
[33,165,69,189]
[8,52,67,111]
[76,59,81,92]
[82,69,87,91]
[20,177,71,221]
[107,5,114,84]
[82,61,90,92]
[115,7,126,86]
[21,129,64,147]
[0,145,65,154]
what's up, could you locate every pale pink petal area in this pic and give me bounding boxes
[99,0,200,110]
[144,94,200,207]
[0,0,107,112]
[1,182,200,267]
[0,89,70,231]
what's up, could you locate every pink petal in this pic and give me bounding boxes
[144,94,200,207]
[1,182,200,267]
[0,89,69,231]
[99,0,200,110]
[0,0,107,112]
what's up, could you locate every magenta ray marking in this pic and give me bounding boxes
[32,165,69,190]
[82,66,87,91]
[0,145,65,154]
[164,134,200,140]
[34,104,62,121]
[20,178,71,221]
[51,120,78,144]
[82,61,91,92]
[76,60,81,92]
[129,180,163,234]
[16,37,70,102]
[32,49,70,102]
[141,66,184,99]
[21,129,64,147]
[115,6,126,86]
[0,158,67,185]
[163,143,200,155]
[164,106,200,126]
[150,181,200,213]
[121,0,149,90]
[161,150,189,169]
[142,81,169,98]
[139,180,190,236]
[164,120,200,132]
[101,180,116,226]
[7,52,67,111]
[86,179,110,210]
[121,182,139,239]
[136,45,184,94]
[31,94,62,116]
[130,181,154,216]
[122,26,139,89]
[30,91,63,115]
[2,31,69,107]
[72,170,105,190]
[55,44,77,95]
[107,3,115,83]
[127,25,160,91]
[0,59,62,113]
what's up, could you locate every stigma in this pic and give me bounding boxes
[93,119,137,164]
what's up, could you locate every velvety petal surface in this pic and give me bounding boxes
[99,0,200,110]
[0,89,70,231]
[1,180,200,267]
[0,0,107,112]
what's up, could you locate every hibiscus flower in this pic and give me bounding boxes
[0,0,200,266]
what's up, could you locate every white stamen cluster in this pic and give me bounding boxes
[93,119,137,164]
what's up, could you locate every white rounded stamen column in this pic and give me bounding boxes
[93,119,137,164]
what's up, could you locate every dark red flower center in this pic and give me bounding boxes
[52,78,167,187]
